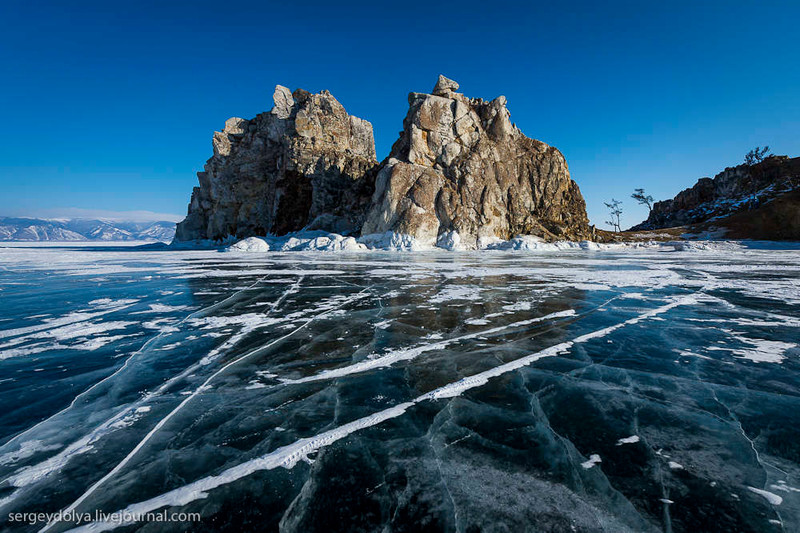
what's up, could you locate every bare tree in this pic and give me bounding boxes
[604,199,623,232]
[631,188,654,212]
[744,146,771,166]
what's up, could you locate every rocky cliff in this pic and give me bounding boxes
[362,76,591,247]
[631,156,800,237]
[175,86,377,241]
[175,76,592,246]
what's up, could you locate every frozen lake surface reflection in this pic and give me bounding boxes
[1,242,799,532]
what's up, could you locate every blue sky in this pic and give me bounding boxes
[1,1,798,229]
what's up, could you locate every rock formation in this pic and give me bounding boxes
[175,86,377,241]
[175,75,593,246]
[362,75,592,247]
[631,156,800,238]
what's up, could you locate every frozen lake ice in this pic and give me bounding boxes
[1,241,799,532]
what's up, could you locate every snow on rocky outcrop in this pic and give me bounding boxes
[631,155,800,239]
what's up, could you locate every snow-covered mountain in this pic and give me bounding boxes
[0,217,176,242]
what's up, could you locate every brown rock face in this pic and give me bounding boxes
[631,155,800,233]
[174,86,377,241]
[362,77,591,247]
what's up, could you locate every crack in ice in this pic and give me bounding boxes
[59,294,698,533]
[39,284,371,532]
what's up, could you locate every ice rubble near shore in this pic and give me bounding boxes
[216,230,800,253]
[219,231,583,253]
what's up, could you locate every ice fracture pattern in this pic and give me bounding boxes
[0,242,799,532]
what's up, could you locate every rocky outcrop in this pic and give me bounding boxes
[631,156,800,234]
[175,76,593,246]
[362,76,591,247]
[174,86,377,241]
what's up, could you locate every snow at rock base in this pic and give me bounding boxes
[207,230,800,254]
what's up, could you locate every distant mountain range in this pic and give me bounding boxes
[0,217,176,242]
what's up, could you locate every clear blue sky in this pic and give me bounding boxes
[1,0,798,229]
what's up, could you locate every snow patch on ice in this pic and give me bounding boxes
[0,440,62,467]
[677,349,716,361]
[359,232,431,251]
[581,454,602,469]
[484,235,557,251]
[109,406,152,429]
[482,237,604,252]
[0,320,140,360]
[747,486,783,505]
[709,332,796,364]
[141,319,180,333]
[71,333,143,351]
[429,285,483,304]
[0,303,136,341]
[502,301,535,312]
[227,237,271,252]
[141,304,189,313]
[770,481,800,493]
[89,298,140,308]
[188,314,283,331]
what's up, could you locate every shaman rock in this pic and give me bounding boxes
[174,87,377,241]
[361,76,591,247]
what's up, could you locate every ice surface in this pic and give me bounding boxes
[0,241,799,532]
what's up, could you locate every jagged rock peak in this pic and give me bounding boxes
[362,77,592,247]
[432,74,459,96]
[174,85,378,241]
[271,85,294,119]
[175,77,593,247]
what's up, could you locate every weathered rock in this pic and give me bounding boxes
[174,87,378,241]
[631,156,800,233]
[361,76,592,247]
[271,85,294,119]
[176,76,594,246]
[432,74,459,96]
